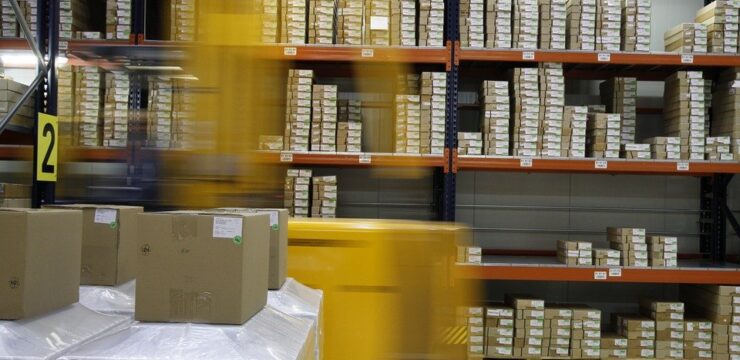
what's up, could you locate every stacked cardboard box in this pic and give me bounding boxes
[539,0,567,50]
[5,0,38,38]
[364,0,390,45]
[285,69,313,152]
[75,66,103,147]
[681,285,739,360]
[458,132,483,155]
[486,0,513,48]
[507,295,545,358]
[146,77,173,148]
[0,78,35,134]
[586,113,621,158]
[510,68,540,157]
[608,227,648,267]
[513,0,539,49]
[539,63,565,158]
[544,307,572,358]
[102,72,129,148]
[571,306,601,359]
[486,305,515,358]
[261,0,279,43]
[622,143,651,159]
[457,246,482,264]
[641,300,685,359]
[106,0,131,40]
[664,23,707,53]
[615,314,656,359]
[457,306,485,357]
[562,106,587,157]
[706,136,734,160]
[646,136,681,160]
[646,235,678,268]
[566,0,597,50]
[600,77,637,144]
[312,175,337,218]
[282,0,307,44]
[461,0,485,48]
[592,248,620,266]
[588,104,606,113]
[556,240,592,266]
[480,80,510,156]
[59,65,74,145]
[696,0,739,54]
[337,100,362,153]
[337,0,363,45]
[59,0,95,51]
[684,319,713,359]
[0,183,30,208]
[395,94,421,154]
[419,0,444,47]
[391,0,416,46]
[285,169,312,217]
[170,0,196,41]
[596,0,621,51]
[621,0,651,52]
[664,71,707,161]
[711,68,740,158]
[601,333,629,359]
[397,73,420,95]
[310,85,338,152]
[421,72,447,155]
[259,135,284,150]
[309,0,335,44]
[1,0,17,37]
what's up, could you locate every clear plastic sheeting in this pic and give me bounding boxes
[0,303,132,360]
[78,281,135,316]
[267,278,323,360]
[58,307,315,360]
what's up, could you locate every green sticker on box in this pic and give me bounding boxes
[110,222,118,229]
[233,235,242,245]
[271,224,278,231]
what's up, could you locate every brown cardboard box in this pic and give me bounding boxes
[0,183,31,198]
[135,211,270,324]
[213,208,288,290]
[45,204,142,286]
[0,208,82,319]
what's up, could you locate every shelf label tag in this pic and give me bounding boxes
[598,53,611,62]
[522,51,535,60]
[520,158,533,168]
[36,113,58,182]
[283,47,297,56]
[359,153,372,164]
[595,160,608,169]
[361,49,374,57]
[608,268,622,277]
[681,54,694,64]
[594,271,607,280]
[280,152,293,162]
[677,162,689,171]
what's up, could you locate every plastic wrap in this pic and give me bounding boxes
[0,303,132,360]
[59,307,315,360]
[78,281,135,316]
[267,278,323,360]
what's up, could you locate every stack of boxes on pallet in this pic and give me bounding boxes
[285,69,313,152]
[261,0,279,43]
[664,71,707,161]
[538,0,567,50]
[510,68,540,157]
[75,66,103,147]
[646,136,681,160]
[171,0,196,41]
[486,305,515,358]
[595,0,622,51]
[419,0,445,47]
[571,306,602,358]
[544,306,573,358]
[586,112,621,158]
[513,0,539,49]
[706,136,734,160]
[566,0,597,50]
[102,72,129,148]
[458,132,483,155]
[684,318,713,359]
[457,246,482,264]
[646,235,678,267]
[480,81,510,156]
[711,68,740,158]
[601,333,629,359]
[146,77,173,148]
[391,0,416,46]
[486,0,513,48]
[460,0,485,48]
[621,0,651,52]
[337,100,362,152]
[284,169,312,217]
[106,0,131,40]
[697,0,739,54]
[310,85,338,152]
[562,106,587,157]
[608,227,648,267]
[539,63,565,158]
[681,285,740,360]
[592,248,620,266]
[641,300,685,359]
[365,0,390,45]
[507,295,546,358]
[600,77,637,145]
[459,306,485,357]
[615,314,656,359]
[556,240,593,266]
[664,23,708,53]
[309,0,335,44]
[311,175,337,218]
[282,0,307,44]
[337,0,363,45]
[421,72,447,155]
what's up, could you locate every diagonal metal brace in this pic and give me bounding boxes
[8,0,47,74]
[722,201,740,242]
[0,71,43,134]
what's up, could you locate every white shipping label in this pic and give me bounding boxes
[361,49,374,57]
[681,54,694,64]
[94,208,117,224]
[263,210,279,228]
[370,16,389,30]
[213,217,243,239]
[595,160,608,169]
[359,154,371,164]
[520,158,533,167]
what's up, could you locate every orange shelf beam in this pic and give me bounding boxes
[0,37,31,50]
[455,264,740,285]
[0,145,31,160]
[255,44,451,64]
[457,156,740,176]
[254,151,446,168]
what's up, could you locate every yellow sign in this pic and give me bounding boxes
[36,113,58,182]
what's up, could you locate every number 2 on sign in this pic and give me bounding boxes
[36,113,58,182]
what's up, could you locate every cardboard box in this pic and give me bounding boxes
[135,211,270,324]
[0,183,31,199]
[44,204,142,286]
[0,208,82,319]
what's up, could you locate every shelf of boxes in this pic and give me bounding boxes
[254,150,446,168]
